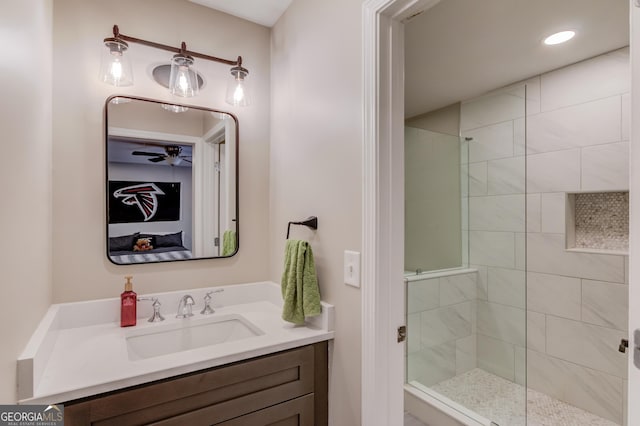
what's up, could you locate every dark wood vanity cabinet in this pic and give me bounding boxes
[64,341,328,426]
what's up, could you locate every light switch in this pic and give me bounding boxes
[344,250,361,287]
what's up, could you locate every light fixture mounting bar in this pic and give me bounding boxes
[110,25,242,67]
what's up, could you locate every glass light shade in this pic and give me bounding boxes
[225,66,250,107]
[165,156,182,166]
[169,54,199,97]
[161,103,189,113]
[99,39,133,87]
[109,96,132,105]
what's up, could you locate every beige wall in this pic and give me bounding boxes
[404,128,462,272]
[52,0,271,302]
[270,0,363,423]
[405,103,462,272]
[406,103,461,136]
[0,0,53,403]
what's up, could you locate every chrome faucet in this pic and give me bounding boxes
[176,294,195,318]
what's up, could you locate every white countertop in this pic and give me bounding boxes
[17,281,334,404]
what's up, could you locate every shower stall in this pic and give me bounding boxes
[405,64,629,426]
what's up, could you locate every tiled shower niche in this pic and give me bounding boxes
[566,191,629,253]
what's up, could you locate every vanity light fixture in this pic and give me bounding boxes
[169,45,199,98]
[226,65,250,107]
[100,37,133,86]
[100,25,250,106]
[543,30,576,45]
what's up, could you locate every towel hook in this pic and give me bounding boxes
[286,216,318,239]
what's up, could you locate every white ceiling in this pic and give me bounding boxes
[188,0,292,27]
[405,0,629,118]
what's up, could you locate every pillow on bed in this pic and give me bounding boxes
[109,233,139,252]
[155,231,183,248]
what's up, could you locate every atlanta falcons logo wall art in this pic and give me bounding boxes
[112,183,165,221]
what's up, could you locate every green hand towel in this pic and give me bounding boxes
[281,240,322,325]
[221,230,237,256]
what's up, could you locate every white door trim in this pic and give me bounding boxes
[361,1,441,424]
[628,1,639,424]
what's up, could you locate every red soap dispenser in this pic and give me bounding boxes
[120,276,137,327]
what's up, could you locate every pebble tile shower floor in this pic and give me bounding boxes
[411,368,620,426]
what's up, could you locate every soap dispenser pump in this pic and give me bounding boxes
[120,276,137,327]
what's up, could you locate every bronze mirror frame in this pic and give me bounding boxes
[104,95,239,265]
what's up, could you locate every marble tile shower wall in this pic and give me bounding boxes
[406,272,478,387]
[461,47,629,425]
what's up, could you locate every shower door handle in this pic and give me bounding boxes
[619,339,629,353]
[397,325,407,343]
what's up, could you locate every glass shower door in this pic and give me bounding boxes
[405,84,527,426]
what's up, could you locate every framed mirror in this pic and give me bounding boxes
[105,96,238,264]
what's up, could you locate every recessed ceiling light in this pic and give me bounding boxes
[543,30,576,46]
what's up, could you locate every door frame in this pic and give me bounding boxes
[362,0,639,424]
[629,1,639,424]
[361,1,440,425]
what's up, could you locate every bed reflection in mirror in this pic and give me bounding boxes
[106,96,238,264]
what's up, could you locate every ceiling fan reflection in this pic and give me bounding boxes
[132,145,192,166]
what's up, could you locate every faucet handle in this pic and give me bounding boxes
[201,289,224,315]
[138,297,165,322]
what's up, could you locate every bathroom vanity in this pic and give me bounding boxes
[18,282,334,425]
[64,342,327,425]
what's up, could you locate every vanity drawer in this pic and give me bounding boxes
[64,341,327,426]
[154,394,314,426]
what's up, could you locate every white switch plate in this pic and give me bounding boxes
[344,250,361,287]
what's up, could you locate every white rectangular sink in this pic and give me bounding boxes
[127,314,264,360]
[17,281,335,404]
